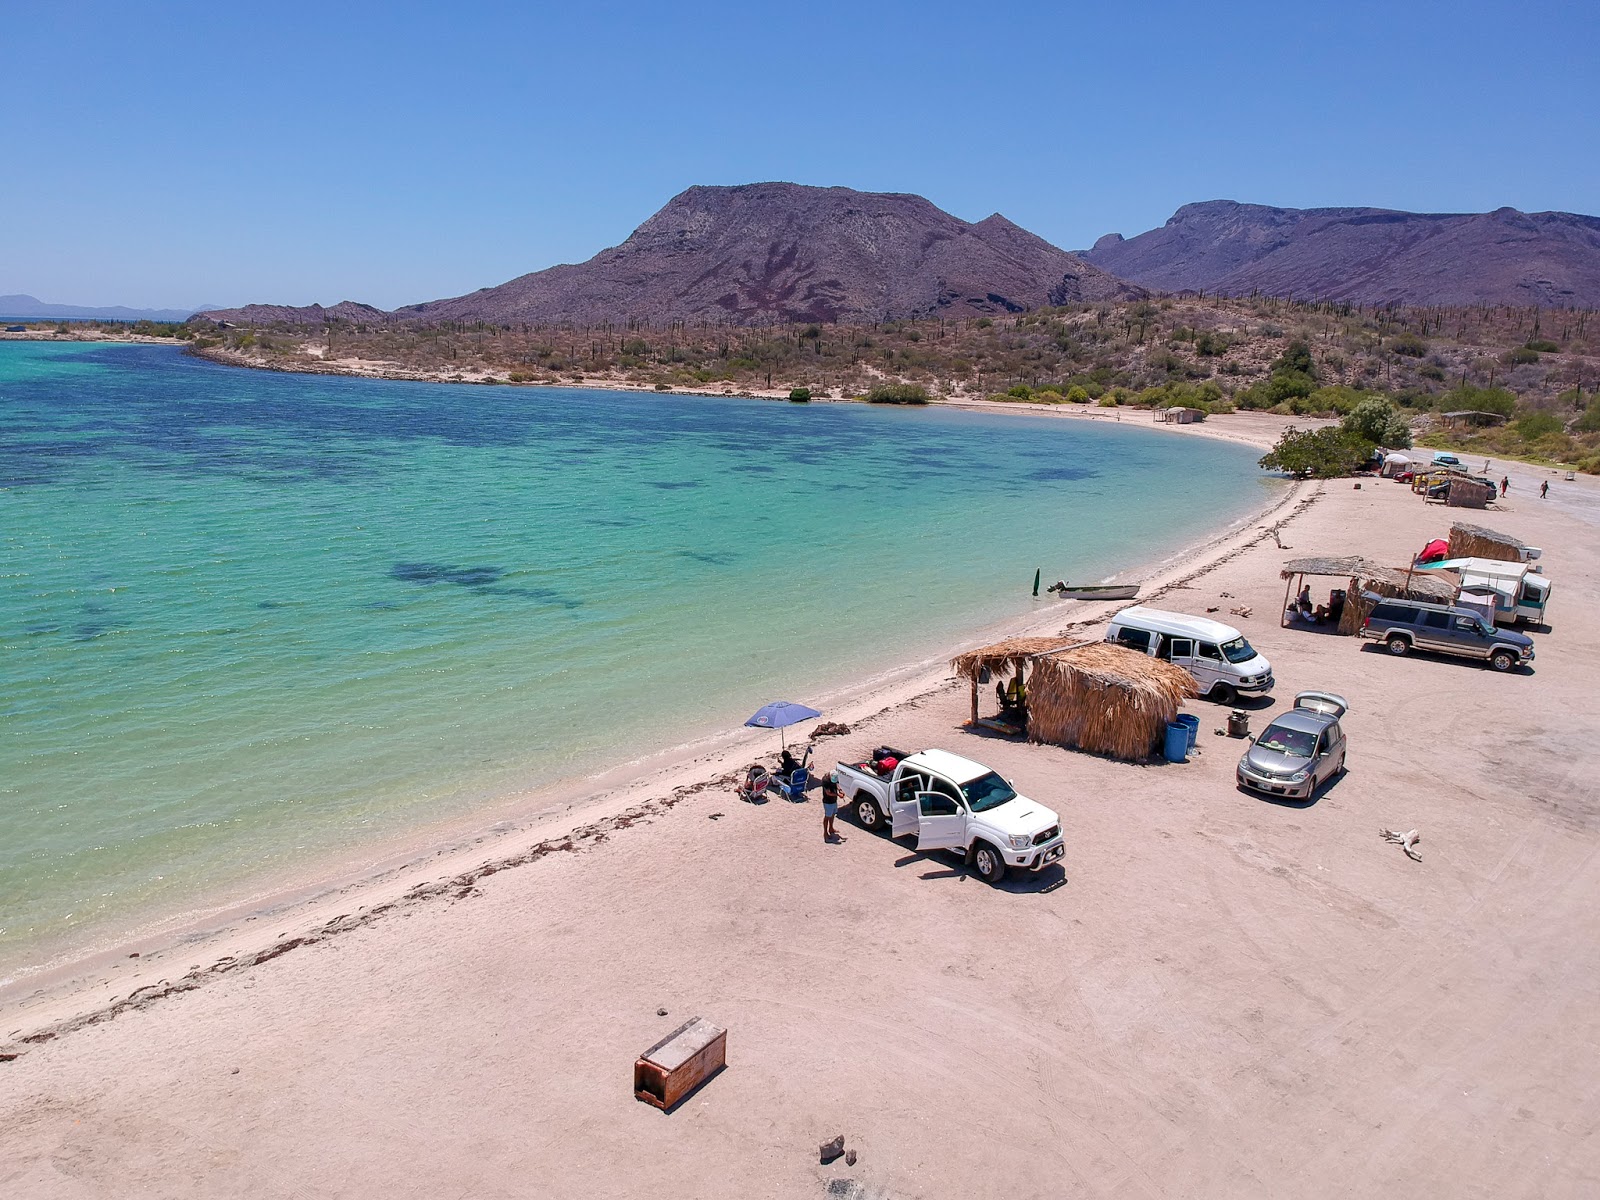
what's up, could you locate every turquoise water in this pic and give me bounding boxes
[0,341,1273,967]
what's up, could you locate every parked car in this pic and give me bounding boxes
[1357,594,1534,671]
[1104,606,1274,703]
[1236,692,1348,800]
[833,748,1063,884]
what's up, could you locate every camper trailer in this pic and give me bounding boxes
[1422,557,1552,627]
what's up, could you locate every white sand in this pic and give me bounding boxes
[3,431,1596,1198]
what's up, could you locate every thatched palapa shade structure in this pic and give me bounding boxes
[1028,644,1197,761]
[951,636,1073,725]
[1448,521,1527,562]
[1279,556,1458,635]
[953,638,1195,761]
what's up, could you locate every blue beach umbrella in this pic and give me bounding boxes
[744,700,822,751]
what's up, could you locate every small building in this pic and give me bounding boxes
[1155,407,1203,424]
[953,638,1196,761]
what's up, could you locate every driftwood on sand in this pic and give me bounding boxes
[1380,828,1422,861]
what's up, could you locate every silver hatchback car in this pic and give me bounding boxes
[1236,692,1348,800]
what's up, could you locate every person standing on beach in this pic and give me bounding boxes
[1541,480,1549,499]
[1501,476,1510,497]
[821,774,840,842]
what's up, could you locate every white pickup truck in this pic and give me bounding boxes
[833,748,1064,884]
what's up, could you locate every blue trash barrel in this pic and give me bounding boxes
[1176,713,1200,750]
[1163,722,1189,763]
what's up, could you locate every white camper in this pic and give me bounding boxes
[1422,557,1552,626]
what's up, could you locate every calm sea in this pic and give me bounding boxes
[0,341,1274,969]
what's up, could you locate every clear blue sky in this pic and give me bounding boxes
[4,0,1597,310]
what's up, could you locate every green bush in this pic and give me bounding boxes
[1573,401,1600,433]
[975,317,993,329]
[1525,338,1559,353]
[1097,395,1119,408]
[788,387,811,402]
[1389,332,1428,357]
[1343,397,1412,447]
[1418,363,1446,381]
[1438,384,1517,417]
[1515,411,1563,439]
[1500,346,1539,365]
[1259,427,1375,478]
[1065,385,1090,404]
[863,383,931,405]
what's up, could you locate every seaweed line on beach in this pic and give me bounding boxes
[2,480,1319,1059]
[2,773,741,1056]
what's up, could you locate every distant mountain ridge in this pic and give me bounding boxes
[198,183,1139,327]
[1,294,203,322]
[1081,201,1600,308]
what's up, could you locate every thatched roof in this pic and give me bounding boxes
[1281,555,1378,579]
[1281,556,1456,599]
[952,636,1075,680]
[1449,521,1526,560]
[1027,643,1197,761]
[1361,566,1457,600]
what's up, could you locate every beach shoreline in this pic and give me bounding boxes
[6,459,1597,1197]
[1,419,1309,1046]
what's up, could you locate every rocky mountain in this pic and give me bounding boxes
[201,300,388,327]
[1,294,202,321]
[199,184,1138,328]
[1081,201,1600,308]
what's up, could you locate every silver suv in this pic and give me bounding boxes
[1358,594,1534,672]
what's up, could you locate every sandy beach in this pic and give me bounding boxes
[3,418,1597,1197]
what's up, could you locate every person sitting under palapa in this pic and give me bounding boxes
[996,670,1027,716]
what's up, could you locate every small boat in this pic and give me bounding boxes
[1046,580,1141,601]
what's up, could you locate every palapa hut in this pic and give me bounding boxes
[1279,555,1459,635]
[951,635,1073,727]
[1448,521,1528,562]
[1445,477,1496,508]
[953,638,1195,761]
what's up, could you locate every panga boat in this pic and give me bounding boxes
[1046,580,1141,601]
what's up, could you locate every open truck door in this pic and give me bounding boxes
[890,771,923,838]
[913,791,967,851]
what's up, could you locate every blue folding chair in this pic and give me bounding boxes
[772,766,809,803]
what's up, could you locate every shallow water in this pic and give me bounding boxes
[0,341,1274,967]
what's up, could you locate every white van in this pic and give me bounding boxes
[1104,606,1275,702]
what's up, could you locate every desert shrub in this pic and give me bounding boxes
[788,387,811,402]
[1097,395,1119,407]
[1389,332,1428,357]
[1438,384,1517,417]
[1418,363,1446,381]
[1006,384,1033,399]
[654,382,672,391]
[1525,338,1559,353]
[1194,330,1231,356]
[864,383,930,405]
[975,317,993,329]
[1573,400,1600,433]
[1515,411,1563,439]
[1500,346,1539,365]
[1065,385,1090,404]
